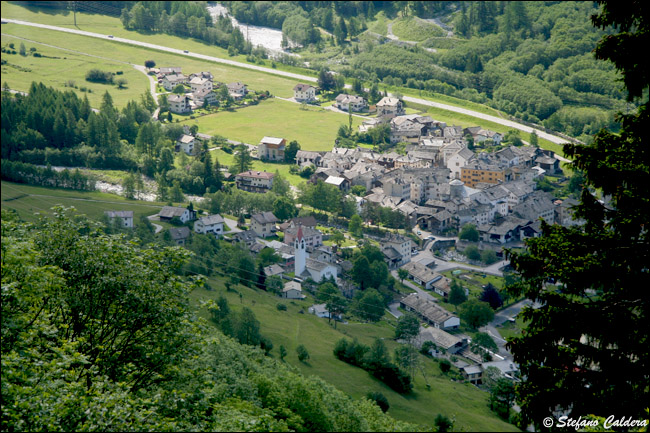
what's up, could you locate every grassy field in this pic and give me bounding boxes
[0,181,166,222]
[209,148,305,187]
[1,34,150,109]
[1,2,314,91]
[0,22,300,102]
[391,16,446,41]
[186,98,362,152]
[192,275,519,432]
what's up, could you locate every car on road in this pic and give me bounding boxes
[417,231,422,235]
[183,49,189,53]
[108,35,113,38]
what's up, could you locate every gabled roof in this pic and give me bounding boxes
[294,83,315,92]
[169,226,190,240]
[105,210,133,218]
[160,206,188,218]
[198,214,224,225]
[251,211,278,225]
[236,170,275,180]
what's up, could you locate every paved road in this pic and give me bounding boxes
[2,18,574,151]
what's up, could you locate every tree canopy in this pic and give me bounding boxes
[504,1,650,428]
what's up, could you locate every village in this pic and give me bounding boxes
[99,63,582,389]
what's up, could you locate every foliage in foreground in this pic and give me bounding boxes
[1,208,418,432]
[504,2,650,429]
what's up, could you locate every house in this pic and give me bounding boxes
[104,210,134,228]
[159,206,195,223]
[177,134,197,155]
[447,148,475,179]
[167,94,191,114]
[283,224,322,252]
[231,230,258,248]
[376,96,405,118]
[161,73,187,91]
[159,66,182,76]
[264,263,285,277]
[193,88,218,107]
[535,153,561,174]
[194,214,224,235]
[227,82,247,100]
[250,211,278,238]
[282,281,305,299]
[278,216,318,232]
[432,275,452,298]
[293,83,316,102]
[461,365,483,384]
[461,162,512,188]
[258,136,287,162]
[400,293,460,329]
[463,127,503,145]
[308,303,341,320]
[418,326,466,354]
[235,170,275,193]
[381,233,414,268]
[477,216,528,244]
[324,175,350,192]
[512,191,555,224]
[189,76,212,93]
[334,93,368,112]
[295,150,323,167]
[401,261,443,290]
[169,226,191,246]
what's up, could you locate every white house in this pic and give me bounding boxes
[282,281,305,299]
[194,214,224,235]
[335,94,368,112]
[168,94,191,114]
[104,210,134,228]
[189,76,212,93]
[376,96,405,118]
[177,134,196,155]
[227,82,247,100]
[162,73,187,91]
[159,206,194,223]
[258,136,287,162]
[293,83,317,102]
[308,303,341,320]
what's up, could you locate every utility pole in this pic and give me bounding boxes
[69,1,77,27]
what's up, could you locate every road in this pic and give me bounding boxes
[2,18,574,151]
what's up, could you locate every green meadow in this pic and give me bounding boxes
[0,181,165,222]
[185,98,362,152]
[192,275,519,432]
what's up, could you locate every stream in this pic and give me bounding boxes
[207,3,300,57]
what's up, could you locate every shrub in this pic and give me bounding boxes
[367,392,390,413]
[276,303,287,311]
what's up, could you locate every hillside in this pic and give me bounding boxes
[0,181,519,431]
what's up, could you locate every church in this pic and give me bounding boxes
[294,225,338,282]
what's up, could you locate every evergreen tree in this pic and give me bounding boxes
[504,2,650,427]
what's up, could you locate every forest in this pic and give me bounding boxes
[217,1,627,142]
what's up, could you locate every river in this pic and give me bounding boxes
[206,3,300,57]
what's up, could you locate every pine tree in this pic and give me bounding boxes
[505,2,650,427]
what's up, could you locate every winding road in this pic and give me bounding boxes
[2,17,574,153]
